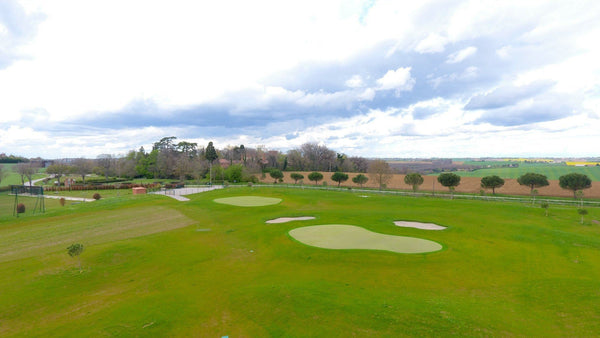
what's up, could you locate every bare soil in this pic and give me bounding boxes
[262,172,600,199]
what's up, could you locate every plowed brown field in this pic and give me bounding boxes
[260,171,600,199]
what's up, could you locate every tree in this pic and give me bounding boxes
[540,201,549,216]
[349,156,369,173]
[71,158,93,184]
[225,164,244,183]
[577,208,588,224]
[331,172,349,187]
[480,175,505,195]
[97,154,113,180]
[368,160,393,190]
[352,174,368,188]
[205,141,218,185]
[290,173,304,184]
[15,162,36,186]
[239,144,246,165]
[269,169,283,183]
[300,143,336,171]
[559,173,592,199]
[173,155,194,181]
[437,173,461,198]
[517,173,549,195]
[67,243,84,273]
[176,141,198,157]
[404,173,424,192]
[286,149,305,171]
[46,163,70,186]
[308,172,323,185]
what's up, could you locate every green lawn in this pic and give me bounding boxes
[0,163,46,187]
[1,187,599,336]
[455,162,600,181]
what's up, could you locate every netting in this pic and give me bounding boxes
[10,185,45,216]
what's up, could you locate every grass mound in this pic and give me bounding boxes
[289,224,443,254]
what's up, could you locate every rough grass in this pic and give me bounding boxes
[0,187,599,336]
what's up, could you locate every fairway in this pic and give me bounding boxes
[289,224,443,253]
[1,187,599,336]
[213,195,282,206]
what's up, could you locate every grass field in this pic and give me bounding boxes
[0,163,46,186]
[1,187,600,336]
[454,162,600,181]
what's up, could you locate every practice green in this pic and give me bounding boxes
[213,196,282,207]
[289,224,443,254]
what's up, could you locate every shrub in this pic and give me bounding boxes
[93,193,101,200]
[16,203,26,214]
[59,198,66,206]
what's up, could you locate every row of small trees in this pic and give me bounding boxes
[273,167,593,200]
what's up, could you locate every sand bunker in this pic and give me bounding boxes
[289,224,442,254]
[266,216,316,224]
[394,221,446,230]
[213,196,282,207]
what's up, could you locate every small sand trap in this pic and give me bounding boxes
[394,221,446,230]
[266,216,316,224]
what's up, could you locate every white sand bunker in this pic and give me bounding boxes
[394,221,446,230]
[266,216,316,224]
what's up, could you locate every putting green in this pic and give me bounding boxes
[213,196,282,207]
[289,224,443,254]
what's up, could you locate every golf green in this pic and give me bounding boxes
[213,196,282,207]
[289,224,443,254]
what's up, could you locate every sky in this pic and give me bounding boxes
[1,0,599,159]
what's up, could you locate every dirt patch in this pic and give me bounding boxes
[394,221,446,230]
[266,216,315,224]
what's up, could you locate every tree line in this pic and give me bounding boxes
[36,137,371,184]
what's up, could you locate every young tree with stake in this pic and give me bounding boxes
[67,243,84,273]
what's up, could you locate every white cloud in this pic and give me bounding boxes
[376,67,415,93]
[345,75,365,88]
[496,45,512,59]
[429,66,478,88]
[446,46,477,64]
[415,33,447,53]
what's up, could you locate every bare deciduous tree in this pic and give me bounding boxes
[368,160,393,190]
